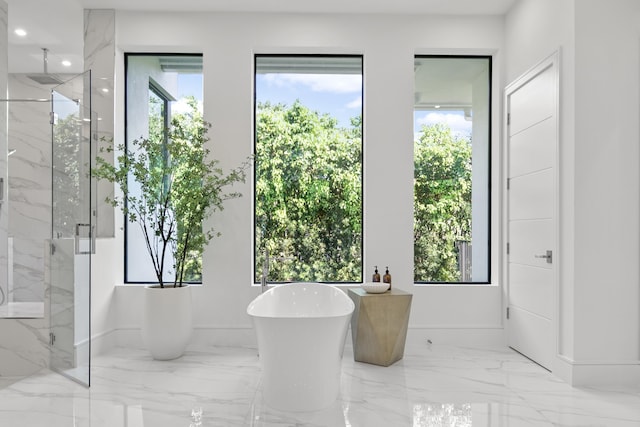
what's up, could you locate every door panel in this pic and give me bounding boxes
[509,263,553,319]
[509,170,554,221]
[509,306,554,369]
[50,71,95,386]
[509,219,553,269]
[509,66,555,135]
[509,118,555,178]
[506,54,558,371]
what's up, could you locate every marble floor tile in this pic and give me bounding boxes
[1,344,639,426]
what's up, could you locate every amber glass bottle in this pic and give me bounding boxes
[383,267,392,290]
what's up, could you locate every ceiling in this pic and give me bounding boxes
[81,0,517,14]
[5,0,517,74]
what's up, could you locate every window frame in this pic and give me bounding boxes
[123,52,203,285]
[413,54,492,285]
[252,53,365,285]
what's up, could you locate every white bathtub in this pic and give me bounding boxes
[247,282,354,412]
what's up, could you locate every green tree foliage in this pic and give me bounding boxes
[414,123,472,282]
[255,101,362,282]
[94,97,248,287]
[52,112,82,239]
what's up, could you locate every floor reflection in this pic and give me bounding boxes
[249,385,350,426]
[413,403,472,427]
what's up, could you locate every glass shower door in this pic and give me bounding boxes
[50,71,95,386]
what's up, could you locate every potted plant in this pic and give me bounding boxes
[93,98,248,359]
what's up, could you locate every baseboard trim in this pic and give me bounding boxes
[405,324,505,349]
[101,325,506,354]
[89,328,118,357]
[555,354,640,386]
[409,323,504,329]
[109,325,258,351]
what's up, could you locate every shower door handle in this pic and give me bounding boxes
[75,223,95,255]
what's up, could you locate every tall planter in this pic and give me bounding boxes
[142,285,193,360]
[93,100,248,360]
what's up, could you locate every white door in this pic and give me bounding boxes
[505,53,558,370]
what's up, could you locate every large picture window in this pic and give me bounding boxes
[254,55,363,283]
[125,53,203,283]
[413,56,491,284]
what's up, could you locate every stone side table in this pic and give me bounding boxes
[347,287,412,367]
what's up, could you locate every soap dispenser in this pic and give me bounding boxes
[383,266,392,290]
[372,266,381,282]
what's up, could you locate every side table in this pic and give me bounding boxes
[347,287,412,367]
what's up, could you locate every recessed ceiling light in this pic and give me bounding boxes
[62,60,72,67]
[434,105,441,109]
[101,87,109,93]
[14,28,27,37]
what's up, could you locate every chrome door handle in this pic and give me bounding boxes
[535,250,552,264]
[75,223,95,255]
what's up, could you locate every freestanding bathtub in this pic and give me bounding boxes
[247,282,355,412]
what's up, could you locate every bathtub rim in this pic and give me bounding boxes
[247,282,355,319]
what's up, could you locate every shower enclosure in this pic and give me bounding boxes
[0,83,50,317]
[0,70,95,387]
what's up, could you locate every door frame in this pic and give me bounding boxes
[502,50,560,369]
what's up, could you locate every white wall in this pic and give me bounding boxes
[506,0,640,385]
[91,11,507,352]
[572,0,640,368]
[90,238,118,355]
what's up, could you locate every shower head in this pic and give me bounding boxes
[27,48,64,86]
[28,74,63,85]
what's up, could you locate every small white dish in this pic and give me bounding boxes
[362,282,390,294]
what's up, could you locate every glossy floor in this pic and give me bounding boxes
[1,344,639,426]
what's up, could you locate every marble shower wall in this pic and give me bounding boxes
[0,0,49,381]
[84,9,115,238]
[7,75,51,303]
[0,76,53,378]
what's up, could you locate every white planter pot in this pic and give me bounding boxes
[142,284,193,360]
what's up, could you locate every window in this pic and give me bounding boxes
[254,55,363,283]
[413,56,491,283]
[125,53,203,283]
[148,83,169,156]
